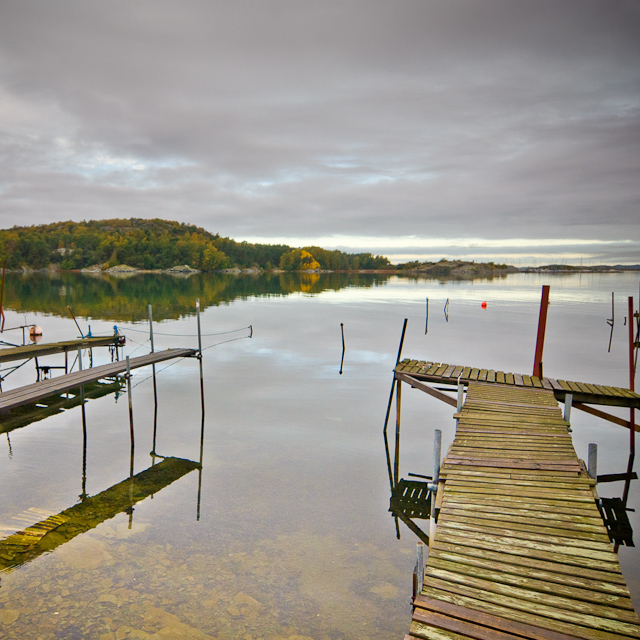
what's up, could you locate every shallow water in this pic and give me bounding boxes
[0,270,638,638]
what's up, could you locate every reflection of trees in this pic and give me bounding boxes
[2,272,392,321]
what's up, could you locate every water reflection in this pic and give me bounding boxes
[2,272,393,321]
[0,371,204,576]
[0,379,124,435]
[0,456,199,573]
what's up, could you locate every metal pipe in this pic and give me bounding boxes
[533,285,550,378]
[588,443,597,480]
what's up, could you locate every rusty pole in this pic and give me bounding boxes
[533,285,550,379]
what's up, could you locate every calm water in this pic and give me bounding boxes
[0,271,638,639]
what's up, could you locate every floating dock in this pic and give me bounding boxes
[399,373,640,639]
[0,348,196,414]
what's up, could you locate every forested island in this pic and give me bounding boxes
[0,218,391,272]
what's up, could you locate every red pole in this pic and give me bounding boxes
[533,285,550,379]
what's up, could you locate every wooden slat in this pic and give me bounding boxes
[401,378,640,640]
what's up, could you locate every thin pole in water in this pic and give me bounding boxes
[383,318,408,435]
[339,323,345,375]
[425,298,429,335]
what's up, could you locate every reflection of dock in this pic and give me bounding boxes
[402,381,640,639]
[0,335,124,364]
[0,456,199,572]
[0,377,124,434]
[0,348,196,414]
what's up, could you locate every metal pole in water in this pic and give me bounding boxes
[148,304,155,353]
[126,356,135,476]
[196,299,205,416]
[588,443,597,480]
[564,393,572,424]
[430,429,442,545]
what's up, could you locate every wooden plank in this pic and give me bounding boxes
[414,594,599,640]
[420,583,640,640]
[427,557,634,609]
[428,549,630,597]
[431,540,626,585]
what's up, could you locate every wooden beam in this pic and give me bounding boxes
[573,402,639,432]
[396,372,458,407]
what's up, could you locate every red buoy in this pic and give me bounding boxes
[481,301,487,309]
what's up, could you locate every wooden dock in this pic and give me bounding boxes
[405,382,640,640]
[0,335,124,364]
[0,348,196,414]
[395,359,640,410]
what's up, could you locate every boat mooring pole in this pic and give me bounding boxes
[196,299,205,416]
[126,356,135,477]
[533,285,550,379]
[383,318,408,435]
[430,429,441,546]
[622,296,636,506]
[148,304,155,354]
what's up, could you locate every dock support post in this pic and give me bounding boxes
[126,356,135,478]
[412,542,425,602]
[196,299,205,416]
[430,429,441,545]
[623,296,636,506]
[533,285,550,379]
[394,380,402,487]
[588,443,598,480]
[433,429,442,485]
[148,305,159,461]
[457,378,464,412]
[383,318,408,436]
[148,304,155,353]
[77,346,83,371]
[564,393,572,424]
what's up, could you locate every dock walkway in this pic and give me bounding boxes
[0,335,124,364]
[395,359,640,409]
[0,348,196,414]
[406,383,640,640]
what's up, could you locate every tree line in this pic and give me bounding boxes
[0,218,392,272]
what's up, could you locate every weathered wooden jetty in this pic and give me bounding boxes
[0,348,196,414]
[394,360,640,639]
[0,335,124,364]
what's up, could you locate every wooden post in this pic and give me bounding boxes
[394,380,402,487]
[77,346,83,371]
[383,319,408,435]
[588,443,597,480]
[533,285,550,378]
[425,298,429,335]
[456,378,464,412]
[623,296,636,506]
[148,304,155,353]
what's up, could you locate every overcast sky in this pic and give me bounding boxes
[1,1,639,264]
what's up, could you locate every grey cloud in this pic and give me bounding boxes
[0,0,638,263]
